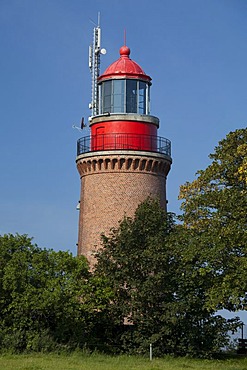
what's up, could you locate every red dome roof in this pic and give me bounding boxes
[98,45,151,82]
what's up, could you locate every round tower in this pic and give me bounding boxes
[76,41,172,265]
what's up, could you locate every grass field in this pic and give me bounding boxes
[0,352,247,370]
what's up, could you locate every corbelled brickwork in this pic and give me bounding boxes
[76,151,171,265]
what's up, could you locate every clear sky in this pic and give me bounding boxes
[1,0,246,254]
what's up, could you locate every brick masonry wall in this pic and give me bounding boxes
[76,152,171,265]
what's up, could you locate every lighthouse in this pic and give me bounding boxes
[76,25,172,265]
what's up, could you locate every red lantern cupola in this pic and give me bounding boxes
[99,45,150,81]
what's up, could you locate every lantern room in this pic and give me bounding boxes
[99,78,150,115]
[98,45,151,115]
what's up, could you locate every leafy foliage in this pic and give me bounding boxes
[0,234,113,352]
[94,198,239,357]
[179,128,247,311]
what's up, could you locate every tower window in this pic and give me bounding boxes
[100,79,150,115]
[102,80,111,113]
[138,81,147,114]
[126,80,137,113]
[112,80,125,113]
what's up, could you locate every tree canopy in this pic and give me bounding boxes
[95,198,239,357]
[0,234,113,352]
[179,128,247,311]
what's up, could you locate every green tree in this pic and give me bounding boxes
[179,128,247,311]
[0,234,113,352]
[95,198,238,356]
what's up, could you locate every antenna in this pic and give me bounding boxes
[88,13,106,118]
[97,12,100,27]
[72,125,83,132]
[72,117,87,132]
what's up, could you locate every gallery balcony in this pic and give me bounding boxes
[77,133,171,157]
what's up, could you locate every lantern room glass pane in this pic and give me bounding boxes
[112,80,124,113]
[126,80,137,113]
[102,80,111,113]
[138,81,146,114]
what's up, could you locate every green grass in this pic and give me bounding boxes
[0,352,247,370]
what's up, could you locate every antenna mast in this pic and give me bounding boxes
[88,13,106,118]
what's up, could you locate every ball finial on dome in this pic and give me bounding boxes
[119,45,130,57]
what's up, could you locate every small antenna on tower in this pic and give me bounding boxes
[88,12,106,118]
[124,29,126,46]
[97,11,100,27]
[72,117,87,132]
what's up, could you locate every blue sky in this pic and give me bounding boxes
[1,0,246,255]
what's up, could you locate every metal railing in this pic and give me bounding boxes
[77,133,171,157]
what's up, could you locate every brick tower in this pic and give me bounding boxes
[76,26,172,265]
